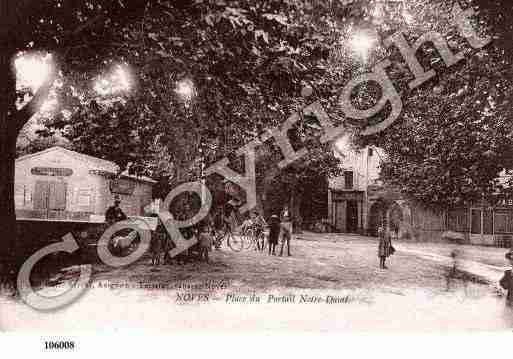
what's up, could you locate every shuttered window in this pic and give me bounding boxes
[344,171,354,189]
[33,181,67,211]
[34,181,49,210]
[77,189,92,207]
[49,182,67,210]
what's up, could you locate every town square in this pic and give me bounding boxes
[1,0,513,340]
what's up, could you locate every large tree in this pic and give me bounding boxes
[0,0,149,279]
[351,0,513,210]
[2,0,350,279]
[41,1,352,227]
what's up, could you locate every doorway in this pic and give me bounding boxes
[346,200,359,233]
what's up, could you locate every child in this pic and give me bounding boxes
[268,215,280,256]
[198,224,214,263]
[378,226,392,269]
[253,211,267,251]
[279,207,292,257]
[499,249,513,306]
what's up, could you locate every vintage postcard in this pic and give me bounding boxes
[1,0,513,344]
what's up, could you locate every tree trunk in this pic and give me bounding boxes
[0,115,18,280]
[256,166,281,219]
[0,48,19,282]
[290,184,303,234]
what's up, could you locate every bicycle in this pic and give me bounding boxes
[241,225,266,251]
[213,222,244,252]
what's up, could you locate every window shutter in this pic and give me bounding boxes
[49,182,67,210]
[344,171,354,190]
[34,181,49,210]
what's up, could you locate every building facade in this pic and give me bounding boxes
[15,147,155,223]
[328,135,383,233]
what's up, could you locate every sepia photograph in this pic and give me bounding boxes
[1,0,513,345]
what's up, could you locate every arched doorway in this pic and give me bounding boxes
[368,198,412,238]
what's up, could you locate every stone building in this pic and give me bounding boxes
[328,135,383,233]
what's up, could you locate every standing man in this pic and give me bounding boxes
[279,206,293,257]
[105,196,128,226]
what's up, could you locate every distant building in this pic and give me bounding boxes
[329,138,513,248]
[15,147,156,223]
[328,135,383,233]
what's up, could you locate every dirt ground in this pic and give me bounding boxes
[84,232,453,294]
[1,232,512,331]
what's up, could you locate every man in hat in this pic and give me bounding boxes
[499,249,513,306]
[105,196,128,226]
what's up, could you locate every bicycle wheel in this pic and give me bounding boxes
[227,231,244,252]
[257,233,266,251]
[244,229,260,250]
[213,230,226,249]
[240,230,252,250]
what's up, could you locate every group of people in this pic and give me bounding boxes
[224,197,293,256]
[105,194,295,264]
[239,209,293,256]
[106,196,513,306]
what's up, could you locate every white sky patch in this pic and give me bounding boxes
[94,64,133,96]
[175,78,196,107]
[348,30,378,63]
[175,78,195,99]
[15,53,53,92]
[15,53,59,114]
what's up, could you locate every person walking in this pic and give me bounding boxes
[279,206,292,257]
[499,249,513,306]
[378,226,393,269]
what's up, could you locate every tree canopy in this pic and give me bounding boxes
[350,0,513,209]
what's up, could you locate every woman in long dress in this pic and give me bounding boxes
[378,226,392,269]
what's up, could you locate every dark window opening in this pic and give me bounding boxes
[344,171,353,190]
